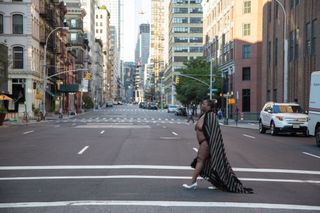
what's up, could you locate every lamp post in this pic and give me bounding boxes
[274,0,288,102]
[43,26,69,117]
[160,77,164,110]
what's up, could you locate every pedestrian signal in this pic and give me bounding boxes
[175,76,180,84]
[85,71,91,80]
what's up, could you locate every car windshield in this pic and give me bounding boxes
[273,105,303,113]
[169,105,177,108]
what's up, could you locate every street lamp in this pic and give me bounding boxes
[43,26,69,117]
[273,0,288,102]
[160,77,164,110]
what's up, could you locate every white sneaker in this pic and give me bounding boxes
[208,186,217,190]
[182,182,198,189]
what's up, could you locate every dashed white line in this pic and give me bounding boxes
[78,146,89,155]
[193,147,198,152]
[172,131,178,136]
[243,134,256,139]
[100,130,105,134]
[23,130,34,135]
[303,152,320,159]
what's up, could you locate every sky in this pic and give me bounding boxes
[122,0,151,62]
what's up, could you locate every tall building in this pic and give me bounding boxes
[0,0,69,116]
[203,0,263,113]
[165,0,203,105]
[150,0,166,103]
[122,62,135,103]
[261,0,320,110]
[98,0,123,100]
[95,5,111,102]
[135,24,150,101]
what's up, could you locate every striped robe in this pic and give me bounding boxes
[196,112,253,193]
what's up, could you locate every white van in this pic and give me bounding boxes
[308,71,320,146]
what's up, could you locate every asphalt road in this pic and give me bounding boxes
[0,104,319,213]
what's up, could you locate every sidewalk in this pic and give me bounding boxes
[218,119,259,130]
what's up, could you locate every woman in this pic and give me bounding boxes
[183,99,253,193]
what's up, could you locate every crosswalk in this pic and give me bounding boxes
[57,116,191,125]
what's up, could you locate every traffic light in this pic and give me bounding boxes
[85,71,91,80]
[175,76,180,84]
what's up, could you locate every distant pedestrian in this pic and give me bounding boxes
[187,107,194,123]
[183,99,253,193]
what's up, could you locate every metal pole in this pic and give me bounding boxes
[160,78,163,110]
[210,59,213,100]
[274,0,288,102]
[171,73,174,105]
[43,27,69,118]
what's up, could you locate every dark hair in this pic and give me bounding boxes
[203,99,216,112]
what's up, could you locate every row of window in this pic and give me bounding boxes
[173,17,203,24]
[0,14,23,34]
[173,46,203,53]
[174,37,202,43]
[173,7,202,14]
[173,27,202,34]
[173,0,202,4]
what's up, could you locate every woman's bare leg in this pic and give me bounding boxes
[191,141,209,183]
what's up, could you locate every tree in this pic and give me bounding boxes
[175,57,221,105]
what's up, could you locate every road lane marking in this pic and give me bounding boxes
[0,165,319,175]
[0,201,319,211]
[75,125,150,129]
[242,134,256,139]
[159,137,180,140]
[0,175,319,184]
[54,125,60,128]
[78,146,89,155]
[172,131,178,136]
[303,152,320,159]
[193,147,198,152]
[23,130,34,135]
[100,130,105,134]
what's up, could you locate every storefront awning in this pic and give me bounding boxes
[59,84,80,93]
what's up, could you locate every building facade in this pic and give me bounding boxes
[203,0,263,113]
[0,0,69,117]
[165,0,203,105]
[261,0,320,110]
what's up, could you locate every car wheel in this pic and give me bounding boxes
[259,120,266,134]
[270,122,278,136]
[315,126,320,147]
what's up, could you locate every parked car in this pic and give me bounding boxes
[106,100,113,107]
[259,102,308,136]
[167,104,178,113]
[175,106,187,116]
[308,71,320,146]
[148,103,158,110]
[139,102,146,109]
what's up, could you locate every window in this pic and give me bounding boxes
[242,89,251,112]
[243,1,251,14]
[173,8,188,13]
[100,29,102,33]
[189,46,202,52]
[174,37,188,43]
[295,28,299,59]
[242,67,251,80]
[243,23,250,36]
[70,33,77,41]
[12,14,23,34]
[100,15,102,18]
[0,14,3,34]
[96,15,98,19]
[305,22,311,56]
[242,44,251,59]
[289,31,294,61]
[267,41,271,67]
[71,19,76,28]
[190,37,202,43]
[96,22,98,26]
[190,17,202,24]
[100,22,103,26]
[174,56,188,62]
[173,17,188,23]
[189,7,202,13]
[13,46,23,69]
[173,27,188,33]
[274,38,278,65]
[311,19,317,55]
[96,29,98,33]
[190,27,202,33]
[173,47,188,52]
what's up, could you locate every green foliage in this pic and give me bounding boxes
[175,57,221,105]
[83,95,94,109]
[0,107,7,114]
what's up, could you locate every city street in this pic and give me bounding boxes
[0,104,319,213]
